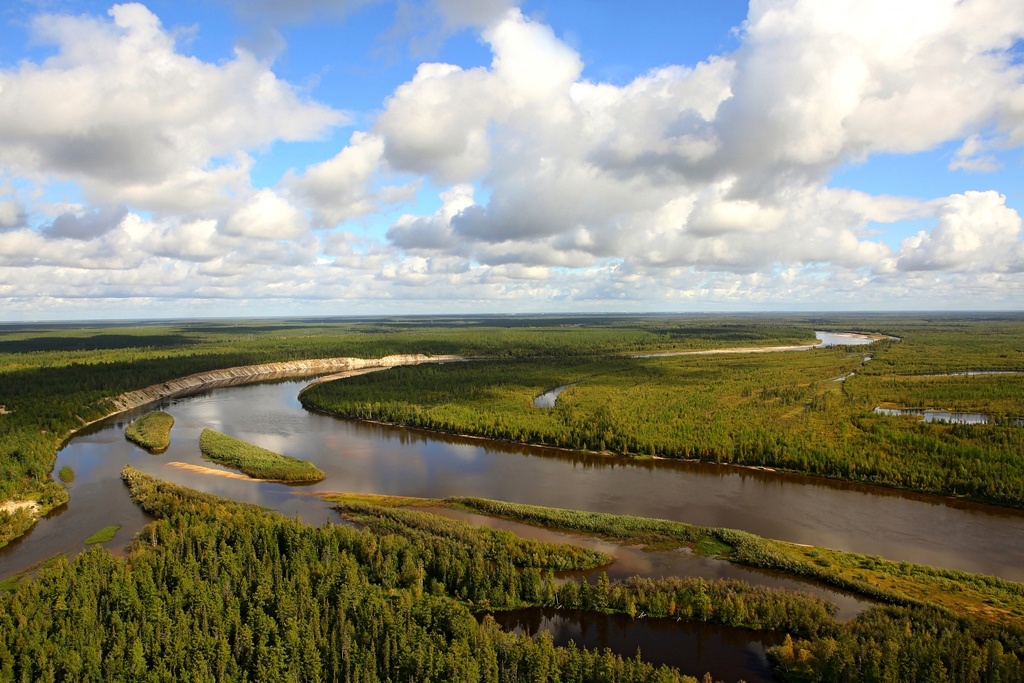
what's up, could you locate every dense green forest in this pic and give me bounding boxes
[0,470,1018,682]
[301,319,1024,506]
[1,314,1023,681]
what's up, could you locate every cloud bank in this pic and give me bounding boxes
[1,0,1023,318]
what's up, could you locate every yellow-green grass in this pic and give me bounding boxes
[57,466,74,483]
[83,525,120,545]
[322,493,1024,625]
[199,428,325,483]
[321,491,437,507]
[125,411,175,452]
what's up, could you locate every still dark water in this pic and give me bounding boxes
[486,607,783,683]
[425,507,872,621]
[874,406,1024,427]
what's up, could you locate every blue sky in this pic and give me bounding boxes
[0,0,1022,319]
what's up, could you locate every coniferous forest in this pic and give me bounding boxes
[1,314,1023,681]
[1,468,1020,682]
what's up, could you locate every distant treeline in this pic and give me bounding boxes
[302,322,1024,506]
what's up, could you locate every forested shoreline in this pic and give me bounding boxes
[327,494,1024,624]
[3,314,1023,541]
[0,469,1018,681]
[300,321,1024,507]
[0,315,833,544]
[2,314,1023,680]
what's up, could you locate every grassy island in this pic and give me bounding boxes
[83,525,120,545]
[124,411,174,452]
[198,428,325,483]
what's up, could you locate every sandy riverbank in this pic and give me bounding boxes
[166,462,270,483]
[0,500,39,516]
[104,354,462,417]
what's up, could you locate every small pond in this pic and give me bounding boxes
[533,384,575,409]
[485,607,783,683]
[874,407,1024,426]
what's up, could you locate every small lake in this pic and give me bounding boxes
[874,407,1024,426]
[485,607,782,683]
[533,384,574,408]
[814,331,878,347]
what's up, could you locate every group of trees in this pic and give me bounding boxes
[772,605,1024,683]
[1,469,1019,682]
[302,324,1024,506]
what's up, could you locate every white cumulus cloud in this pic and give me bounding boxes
[0,3,343,212]
[898,191,1024,272]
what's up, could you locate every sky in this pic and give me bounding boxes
[0,0,1022,320]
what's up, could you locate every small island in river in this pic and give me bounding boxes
[199,428,325,483]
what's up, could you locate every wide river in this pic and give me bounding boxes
[3,343,1022,683]
[4,373,1023,584]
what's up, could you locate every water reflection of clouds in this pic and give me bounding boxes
[814,331,878,347]
[436,441,479,463]
[37,380,1024,585]
[240,433,294,457]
